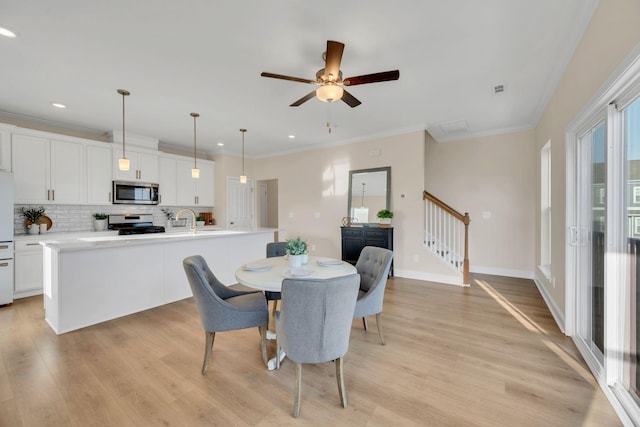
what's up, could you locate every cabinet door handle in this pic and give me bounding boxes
[26,243,40,246]
[52,189,55,200]
[47,189,50,200]
[0,262,8,267]
[159,194,162,204]
[109,192,112,202]
[0,245,8,249]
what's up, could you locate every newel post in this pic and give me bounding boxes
[463,212,470,285]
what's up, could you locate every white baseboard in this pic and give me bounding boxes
[394,269,464,286]
[470,265,534,280]
[14,288,43,300]
[533,275,566,334]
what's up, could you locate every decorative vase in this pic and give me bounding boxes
[28,224,39,235]
[289,254,303,268]
[94,219,107,231]
[301,253,309,264]
[379,218,392,225]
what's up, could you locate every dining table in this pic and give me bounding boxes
[235,255,358,370]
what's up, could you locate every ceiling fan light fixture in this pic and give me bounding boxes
[316,84,344,103]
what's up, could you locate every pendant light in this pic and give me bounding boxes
[360,182,366,208]
[239,128,247,184]
[117,89,130,171]
[191,112,200,178]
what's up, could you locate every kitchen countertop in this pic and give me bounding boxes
[38,227,278,252]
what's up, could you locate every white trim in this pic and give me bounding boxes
[428,124,534,144]
[533,275,565,334]
[394,269,464,287]
[469,265,534,280]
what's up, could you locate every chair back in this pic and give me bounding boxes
[267,241,287,258]
[183,255,258,332]
[354,247,393,315]
[278,274,360,364]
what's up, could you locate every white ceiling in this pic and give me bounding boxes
[0,0,598,158]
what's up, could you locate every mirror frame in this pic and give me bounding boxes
[347,166,391,225]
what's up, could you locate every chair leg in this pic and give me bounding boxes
[335,357,347,408]
[259,326,268,366]
[362,317,368,331]
[293,363,302,417]
[276,338,281,370]
[202,331,215,375]
[375,313,386,345]
[271,300,278,317]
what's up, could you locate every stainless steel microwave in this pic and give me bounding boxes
[112,181,159,205]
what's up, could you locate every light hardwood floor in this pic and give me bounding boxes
[0,274,622,426]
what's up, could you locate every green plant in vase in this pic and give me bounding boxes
[286,236,308,268]
[21,206,46,234]
[377,209,393,225]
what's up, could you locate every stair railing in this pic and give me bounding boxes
[423,191,470,285]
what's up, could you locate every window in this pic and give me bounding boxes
[634,186,640,204]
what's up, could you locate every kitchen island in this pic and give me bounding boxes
[41,228,276,334]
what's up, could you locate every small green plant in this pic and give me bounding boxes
[376,209,394,219]
[285,236,307,255]
[162,208,174,219]
[93,213,108,220]
[21,206,45,222]
[196,215,205,222]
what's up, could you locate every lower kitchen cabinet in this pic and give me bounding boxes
[341,226,394,276]
[14,238,43,297]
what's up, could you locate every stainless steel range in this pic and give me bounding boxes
[108,214,165,235]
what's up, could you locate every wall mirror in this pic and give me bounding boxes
[347,166,391,225]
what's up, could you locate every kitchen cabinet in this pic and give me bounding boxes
[341,226,394,276]
[158,156,177,205]
[176,158,214,206]
[0,124,13,171]
[14,238,43,297]
[113,147,159,182]
[12,133,85,204]
[86,143,113,204]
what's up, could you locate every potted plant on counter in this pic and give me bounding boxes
[377,209,394,225]
[196,215,206,227]
[286,236,308,268]
[92,213,108,231]
[21,206,46,234]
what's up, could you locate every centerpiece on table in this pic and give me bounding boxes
[286,236,308,268]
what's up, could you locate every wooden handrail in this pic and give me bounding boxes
[423,190,471,285]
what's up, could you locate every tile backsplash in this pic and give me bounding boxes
[14,204,214,235]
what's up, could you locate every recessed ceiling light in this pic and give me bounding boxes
[51,102,67,109]
[217,142,224,147]
[288,135,295,139]
[0,27,16,38]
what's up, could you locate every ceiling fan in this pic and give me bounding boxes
[261,40,400,108]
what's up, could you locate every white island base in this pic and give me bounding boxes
[42,229,275,334]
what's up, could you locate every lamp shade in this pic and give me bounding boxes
[118,157,130,171]
[316,84,344,102]
[192,168,200,178]
[240,175,247,184]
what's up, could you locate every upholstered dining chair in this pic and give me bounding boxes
[275,274,360,418]
[353,246,394,345]
[265,241,287,315]
[183,255,269,374]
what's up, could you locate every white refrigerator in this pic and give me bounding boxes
[0,171,14,305]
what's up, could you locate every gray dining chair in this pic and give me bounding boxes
[353,246,394,345]
[183,255,269,374]
[265,241,287,315]
[275,274,360,418]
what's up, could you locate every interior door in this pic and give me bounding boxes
[227,177,254,229]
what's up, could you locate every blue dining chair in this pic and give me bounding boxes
[183,255,269,374]
[275,274,360,417]
[353,246,394,345]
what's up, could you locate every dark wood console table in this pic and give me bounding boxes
[341,226,394,276]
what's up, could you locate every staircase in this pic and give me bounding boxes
[423,191,470,285]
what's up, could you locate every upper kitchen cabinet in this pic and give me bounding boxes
[176,158,214,206]
[86,142,113,205]
[158,155,177,206]
[0,124,14,171]
[113,147,159,183]
[12,133,85,204]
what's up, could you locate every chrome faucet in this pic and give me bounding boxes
[175,208,197,233]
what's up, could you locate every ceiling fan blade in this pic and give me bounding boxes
[324,40,345,81]
[261,72,316,84]
[341,90,362,108]
[290,91,317,107]
[343,70,400,86]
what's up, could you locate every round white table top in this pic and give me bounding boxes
[235,256,357,292]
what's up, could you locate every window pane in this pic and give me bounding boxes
[591,122,606,355]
